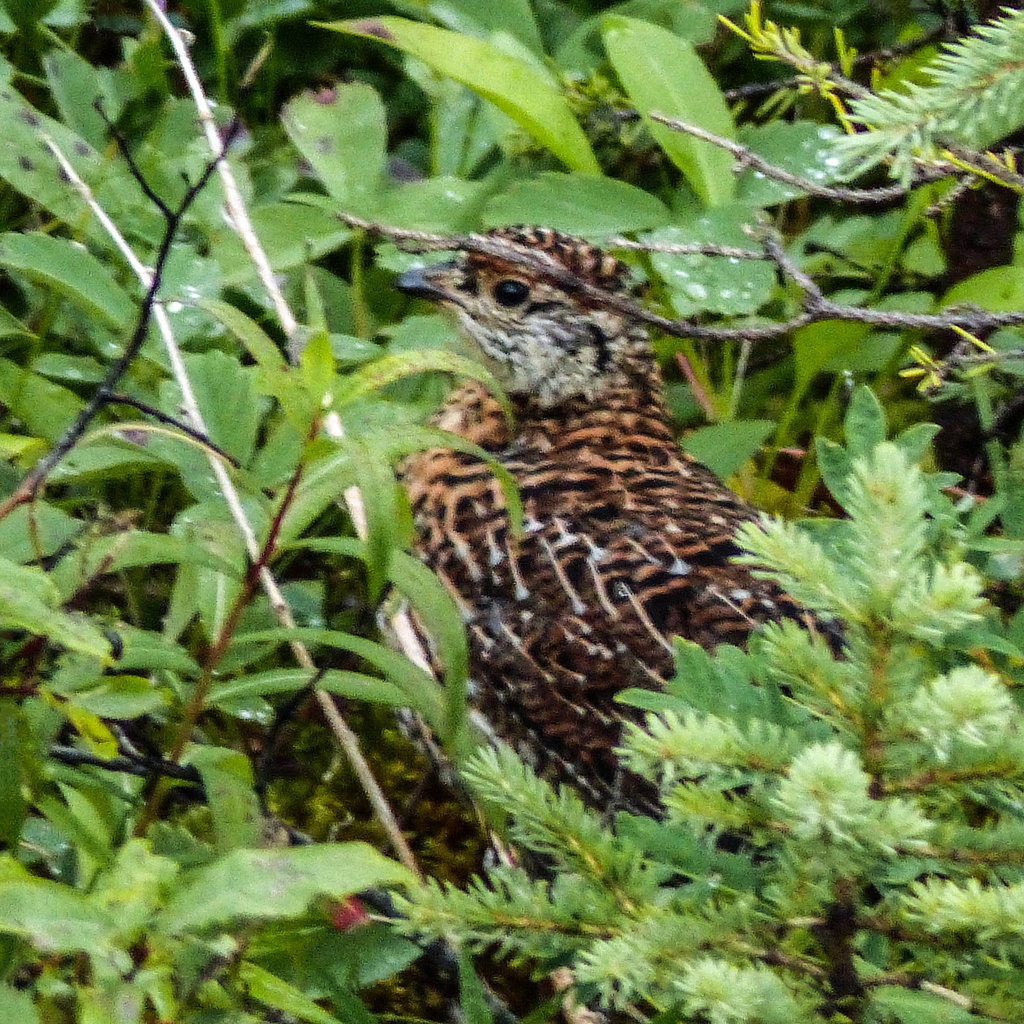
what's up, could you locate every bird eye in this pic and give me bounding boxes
[492,278,530,307]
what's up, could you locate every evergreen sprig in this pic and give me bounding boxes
[397,388,1024,1021]
[837,7,1024,182]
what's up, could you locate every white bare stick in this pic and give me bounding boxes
[45,131,422,880]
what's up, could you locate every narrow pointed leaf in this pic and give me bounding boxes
[602,16,734,206]
[319,17,599,173]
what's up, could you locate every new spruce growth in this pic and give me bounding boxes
[396,389,1024,1022]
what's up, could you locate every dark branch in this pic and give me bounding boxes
[0,117,244,521]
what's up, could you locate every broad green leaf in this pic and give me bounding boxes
[209,668,407,711]
[603,16,734,206]
[214,201,353,286]
[42,48,119,150]
[179,350,261,466]
[0,502,78,564]
[0,232,134,330]
[239,961,343,1024]
[115,626,201,676]
[377,176,486,231]
[645,211,776,316]
[0,856,118,953]
[0,358,84,441]
[184,746,261,853]
[90,839,178,940]
[0,303,31,338]
[0,79,118,244]
[844,385,888,458]
[349,436,405,602]
[69,675,169,719]
[736,122,846,206]
[321,17,599,174]
[458,951,495,1024]
[197,297,316,431]
[157,843,414,934]
[198,298,286,371]
[300,328,335,406]
[815,437,855,507]
[483,173,671,235]
[430,0,544,55]
[0,557,110,660]
[942,266,1024,312]
[792,321,873,396]
[50,531,238,604]
[276,443,357,545]
[683,420,776,479]
[868,985,975,1024]
[282,84,385,209]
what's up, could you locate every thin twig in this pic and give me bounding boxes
[0,132,228,522]
[106,394,240,467]
[50,744,204,786]
[648,113,923,203]
[354,213,1024,342]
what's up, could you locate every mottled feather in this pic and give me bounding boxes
[399,227,809,815]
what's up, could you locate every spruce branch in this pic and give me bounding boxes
[836,6,1024,183]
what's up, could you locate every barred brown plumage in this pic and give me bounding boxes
[397,226,812,817]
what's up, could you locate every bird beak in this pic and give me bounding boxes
[396,262,456,302]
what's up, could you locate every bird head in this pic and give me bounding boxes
[396,227,653,407]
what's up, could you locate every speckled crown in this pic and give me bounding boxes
[472,226,631,293]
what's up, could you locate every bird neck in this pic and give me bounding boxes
[509,365,675,448]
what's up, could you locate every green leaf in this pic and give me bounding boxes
[458,951,494,1024]
[736,121,846,205]
[214,201,353,286]
[815,438,855,508]
[0,232,134,330]
[197,297,315,431]
[868,985,975,1024]
[483,173,671,235]
[843,385,887,458]
[320,17,599,173]
[231,627,446,729]
[602,16,734,206]
[349,437,404,602]
[0,856,118,953]
[184,746,261,853]
[683,420,775,478]
[181,351,261,466]
[0,985,38,1024]
[0,502,78,564]
[239,961,344,1024]
[42,48,119,151]
[431,0,544,55]
[335,348,512,424]
[0,358,84,441]
[282,84,386,209]
[941,266,1024,312]
[68,676,169,719]
[792,321,873,397]
[209,668,407,711]
[0,557,110,660]
[645,210,776,316]
[157,843,414,933]
[298,539,469,750]
[0,77,121,244]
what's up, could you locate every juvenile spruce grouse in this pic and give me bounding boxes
[398,226,809,816]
